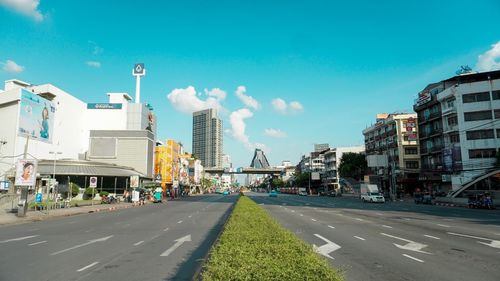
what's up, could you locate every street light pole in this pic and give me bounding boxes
[49,151,62,209]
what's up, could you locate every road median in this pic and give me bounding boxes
[201,196,343,281]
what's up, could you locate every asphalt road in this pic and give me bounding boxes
[0,194,236,281]
[248,192,500,281]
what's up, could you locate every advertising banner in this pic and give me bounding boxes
[130,175,139,188]
[15,159,38,186]
[18,89,56,143]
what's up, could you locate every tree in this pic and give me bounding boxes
[271,178,285,188]
[70,183,80,197]
[338,152,367,181]
[294,172,310,187]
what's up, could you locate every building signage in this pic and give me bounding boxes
[18,89,56,143]
[0,181,10,190]
[415,92,431,106]
[87,103,122,110]
[15,159,38,186]
[133,63,145,75]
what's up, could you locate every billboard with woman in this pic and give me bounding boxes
[15,159,38,186]
[18,89,56,143]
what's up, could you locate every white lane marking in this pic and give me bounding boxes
[300,214,304,217]
[291,210,295,213]
[443,218,454,221]
[311,219,317,222]
[328,225,335,229]
[151,235,160,240]
[160,235,192,257]
[404,218,411,221]
[259,203,264,205]
[50,236,113,256]
[437,224,451,228]
[403,254,424,263]
[178,220,183,224]
[134,241,144,246]
[382,225,393,229]
[0,235,39,244]
[163,227,169,232]
[380,233,430,254]
[424,235,440,240]
[188,215,192,218]
[314,207,318,210]
[447,232,500,249]
[313,234,341,260]
[28,240,47,246]
[77,262,99,272]
[354,236,366,241]
[375,212,384,216]
[355,218,364,222]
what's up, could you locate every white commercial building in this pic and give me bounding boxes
[323,145,365,191]
[0,79,156,193]
[435,70,500,192]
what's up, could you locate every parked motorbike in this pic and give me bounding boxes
[101,195,117,204]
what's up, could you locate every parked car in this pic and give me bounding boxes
[269,190,278,197]
[298,191,308,196]
[223,190,230,196]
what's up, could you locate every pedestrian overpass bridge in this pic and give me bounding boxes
[204,167,282,175]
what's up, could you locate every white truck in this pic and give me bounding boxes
[360,184,385,203]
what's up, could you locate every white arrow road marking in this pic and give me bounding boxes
[50,235,113,255]
[28,241,47,246]
[77,262,99,272]
[312,234,341,260]
[447,232,500,249]
[403,254,424,263]
[0,235,39,244]
[160,235,192,257]
[380,233,431,254]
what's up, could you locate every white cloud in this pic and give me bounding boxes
[271,98,287,114]
[476,41,500,72]
[289,101,303,112]
[228,108,254,150]
[0,0,43,21]
[205,88,227,100]
[271,98,304,114]
[235,86,260,110]
[167,86,223,114]
[86,61,101,68]
[264,128,287,138]
[1,59,24,73]
[88,41,103,55]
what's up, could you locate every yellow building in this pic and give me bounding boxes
[154,139,182,191]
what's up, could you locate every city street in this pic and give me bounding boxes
[248,192,500,281]
[0,194,236,281]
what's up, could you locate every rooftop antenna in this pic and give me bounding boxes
[132,63,146,103]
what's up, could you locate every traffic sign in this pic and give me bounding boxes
[89,177,97,188]
[35,193,42,203]
[133,63,145,75]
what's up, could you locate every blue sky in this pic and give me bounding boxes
[1,0,500,168]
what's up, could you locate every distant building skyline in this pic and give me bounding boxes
[192,109,223,168]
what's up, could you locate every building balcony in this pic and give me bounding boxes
[443,125,458,134]
[441,106,457,116]
[418,111,441,125]
[419,128,443,139]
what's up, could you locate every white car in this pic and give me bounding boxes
[298,191,308,196]
[361,192,385,203]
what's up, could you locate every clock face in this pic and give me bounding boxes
[134,63,145,74]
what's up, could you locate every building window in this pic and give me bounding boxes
[405,161,419,169]
[464,110,493,121]
[466,129,495,140]
[463,92,490,103]
[497,129,500,138]
[493,90,500,100]
[405,147,418,155]
[449,133,460,143]
[446,99,455,108]
[469,149,497,159]
[495,109,500,119]
[447,116,458,126]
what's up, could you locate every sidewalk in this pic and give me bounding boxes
[0,201,145,226]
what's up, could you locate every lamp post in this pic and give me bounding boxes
[48,151,62,208]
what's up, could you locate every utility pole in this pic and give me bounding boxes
[17,136,30,217]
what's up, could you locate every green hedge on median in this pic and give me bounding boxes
[201,196,343,281]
